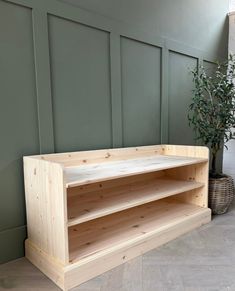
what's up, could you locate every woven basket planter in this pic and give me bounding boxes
[209,175,235,214]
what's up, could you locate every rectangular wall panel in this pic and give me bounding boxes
[168,52,197,145]
[48,16,112,152]
[121,37,161,147]
[0,1,39,233]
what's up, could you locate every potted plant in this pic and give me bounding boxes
[188,55,235,214]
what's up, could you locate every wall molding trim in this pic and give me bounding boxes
[3,0,224,151]
[32,8,55,153]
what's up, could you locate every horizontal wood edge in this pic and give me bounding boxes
[25,239,65,290]
[67,180,205,226]
[24,144,209,162]
[66,158,208,188]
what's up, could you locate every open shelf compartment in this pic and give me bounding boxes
[64,154,208,188]
[68,197,211,263]
[67,168,205,226]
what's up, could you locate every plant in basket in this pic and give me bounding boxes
[188,55,235,214]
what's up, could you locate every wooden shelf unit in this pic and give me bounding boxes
[23,144,211,290]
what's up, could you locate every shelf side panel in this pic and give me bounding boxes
[166,163,209,207]
[24,157,69,263]
[163,146,209,207]
[163,145,209,159]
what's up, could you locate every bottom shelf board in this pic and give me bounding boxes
[69,199,210,263]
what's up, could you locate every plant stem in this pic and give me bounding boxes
[211,152,216,175]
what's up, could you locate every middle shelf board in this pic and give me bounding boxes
[67,178,204,226]
[68,198,211,263]
[65,154,207,188]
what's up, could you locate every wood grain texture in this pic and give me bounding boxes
[65,155,207,188]
[163,145,209,207]
[68,199,210,262]
[23,144,210,290]
[167,163,209,207]
[29,145,165,166]
[67,178,204,226]
[24,157,69,264]
[24,201,210,290]
[163,144,209,159]
[25,239,65,290]
[64,207,210,290]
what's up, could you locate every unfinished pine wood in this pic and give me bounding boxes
[23,144,211,291]
[68,199,209,263]
[67,178,204,226]
[67,171,165,197]
[29,145,165,167]
[65,155,207,188]
[25,205,211,291]
[23,157,69,264]
[163,144,209,159]
[28,144,208,168]
[25,239,65,290]
[167,163,209,207]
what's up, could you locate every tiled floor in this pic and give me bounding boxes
[1,202,235,291]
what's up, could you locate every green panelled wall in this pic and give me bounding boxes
[0,1,39,262]
[0,0,228,263]
[48,15,113,152]
[121,37,161,146]
[168,52,198,145]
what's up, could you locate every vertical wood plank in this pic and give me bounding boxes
[24,157,69,264]
[161,46,169,143]
[110,32,123,148]
[32,8,55,154]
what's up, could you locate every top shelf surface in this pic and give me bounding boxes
[64,154,207,188]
